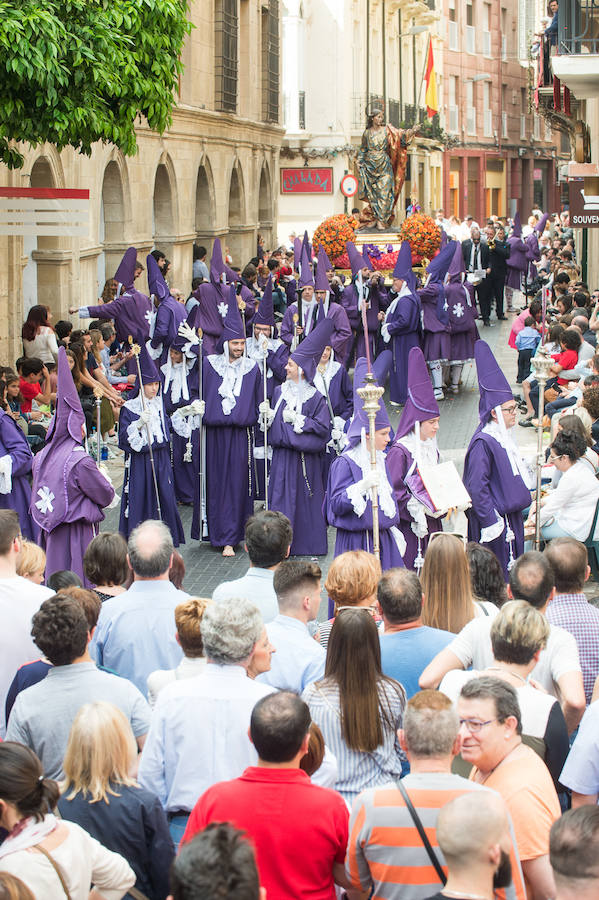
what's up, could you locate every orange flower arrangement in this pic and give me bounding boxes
[398,213,442,260]
[313,213,359,261]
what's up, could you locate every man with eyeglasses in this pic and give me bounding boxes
[458,677,560,900]
[463,342,533,579]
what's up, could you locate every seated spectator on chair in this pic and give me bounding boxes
[524,430,599,546]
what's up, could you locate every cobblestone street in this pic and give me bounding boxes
[102,319,541,615]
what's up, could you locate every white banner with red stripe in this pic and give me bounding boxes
[0,187,89,236]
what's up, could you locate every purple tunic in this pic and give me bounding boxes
[118,401,185,547]
[418,283,451,363]
[315,363,353,487]
[268,385,331,556]
[325,453,404,570]
[200,357,261,547]
[341,283,388,366]
[505,236,528,290]
[86,290,152,344]
[150,296,187,365]
[40,450,115,586]
[280,301,352,363]
[162,360,200,505]
[386,441,443,570]
[445,278,479,363]
[0,411,37,541]
[463,427,531,578]
[382,290,422,405]
[249,339,289,502]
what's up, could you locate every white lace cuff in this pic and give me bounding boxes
[146,340,162,360]
[0,454,12,494]
[293,413,306,434]
[171,409,193,439]
[390,525,407,557]
[480,517,505,544]
[346,482,368,517]
[127,421,147,452]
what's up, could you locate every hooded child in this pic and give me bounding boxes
[386,347,443,571]
[463,341,533,578]
[267,318,334,556]
[147,253,188,366]
[31,347,115,585]
[161,329,201,506]
[325,356,404,570]
[341,242,387,367]
[118,343,185,546]
[445,240,480,394]
[381,241,422,405]
[418,241,454,401]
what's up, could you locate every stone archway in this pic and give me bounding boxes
[153,162,175,263]
[24,157,61,314]
[258,163,273,248]
[99,160,126,290]
[227,163,247,263]
[195,160,215,237]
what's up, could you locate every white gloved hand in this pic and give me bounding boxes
[178,321,199,346]
[259,400,271,415]
[331,428,343,442]
[356,470,380,493]
[136,408,151,429]
[410,512,428,539]
[258,334,269,353]
[190,399,205,416]
[283,406,297,425]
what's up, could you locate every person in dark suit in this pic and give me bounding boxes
[485,224,511,321]
[462,228,492,326]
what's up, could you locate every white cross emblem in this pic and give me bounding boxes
[452,302,465,319]
[35,486,55,514]
[218,302,229,318]
[144,310,154,325]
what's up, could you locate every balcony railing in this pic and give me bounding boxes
[558,0,599,53]
[388,99,400,128]
[298,91,305,130]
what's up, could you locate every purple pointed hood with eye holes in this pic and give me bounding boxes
[475,340,513,422]
[395,347,440,439]
[290,317,334,383]
[114,247,138,292]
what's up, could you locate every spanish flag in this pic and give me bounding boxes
[424,38,438,118]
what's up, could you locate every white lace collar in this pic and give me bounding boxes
[246,334,283,375]
[124,393,166,443]
[314,352,340,395]
[396,426,440,468]
[346,429,397,519]
[279,377,316,411]
[482,413,530,481]
[208,346,256,415]
[161,359,190,405]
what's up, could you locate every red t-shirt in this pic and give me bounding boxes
[181,767,348,900]
[19,378,41,413]
[551,349,578,385]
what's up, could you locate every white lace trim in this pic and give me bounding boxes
[160,359,190,405]
[246,335,283,376]
[146,339,162,360]
[480,518,506,543]
[0,453,12,495]
[124,394,166,450]
[381,282,413,343]
[396,429,440,469]
[314,352,341,396]
[345,430,397,520]
[482,415,534,486]
[208,350,256,415]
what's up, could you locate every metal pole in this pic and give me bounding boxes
[128,337,162,521]
[382,0,387,120]
[93,386,102,462]
[262,339,270,509]
[197,329,206,539]
[357,372,385,560]
[398,11,403,121]
[530,347,553,549]
[366,0,370,102]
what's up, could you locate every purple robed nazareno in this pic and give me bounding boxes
[445,242,479,363]
[325,453,403,568]
[505,212,528,291]
[0,411,37,541]
[280,299,351,362]
[341,280,387,366]
[32,348,115,585]
[463,342,531,577]
[314,356,353,486]
[381,241,422,405]
[86,290,152,345]
[161,352,200,505]
[147,253,188,366]
[418,242,455,364]
[200,355,261,547]
[386,441,442,569]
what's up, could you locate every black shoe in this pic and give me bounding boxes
[483,320,494,327]
[497,315,507,320]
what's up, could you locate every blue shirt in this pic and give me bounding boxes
[212,568,278,623]
[258,615,326,693]
[379,624,454,698]
[515,327,541,352]
[91,580,189,697]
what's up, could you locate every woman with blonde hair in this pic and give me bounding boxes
[420,533,498,633]
[147,597,210,707]
[58,701,174,900]
[15,541,46,585]
[439,600,569,785]
[0,872,35,899]
[320,550,382,649]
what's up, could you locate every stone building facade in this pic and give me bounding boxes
[1,0,284,363]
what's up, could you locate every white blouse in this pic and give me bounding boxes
[540,458,599,540]
[22,326,59,363]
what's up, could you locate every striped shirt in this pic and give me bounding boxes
[302,679,405,802]
[545,592,599,703]
[346,772,526,900]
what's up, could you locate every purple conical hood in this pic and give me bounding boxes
[147,254,170,302]
[447,241,465,283]
[136,342,161,387]
[426,242,456,283]
[475,340,513,422]
[319,246,333,271]
[302,230,311,260]
[293,237,302,272]
[290,317,334,383]
[346,357,391,446]
[511,211,522,238]
[346,242,368,278]
[221,284,246,343]
[373,348,392,386]
[395,347,440,439]
[315,247,330,292]
[535,212,549,234]
[393,241,417,292]
[210,239,226,282]
[114,247,138,291]
[254,276,275,326]
[298,244,315,289]
[45,346,86,445]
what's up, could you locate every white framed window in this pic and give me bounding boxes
[502,111,508,137]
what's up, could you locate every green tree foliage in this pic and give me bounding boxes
[0,0,191,168]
